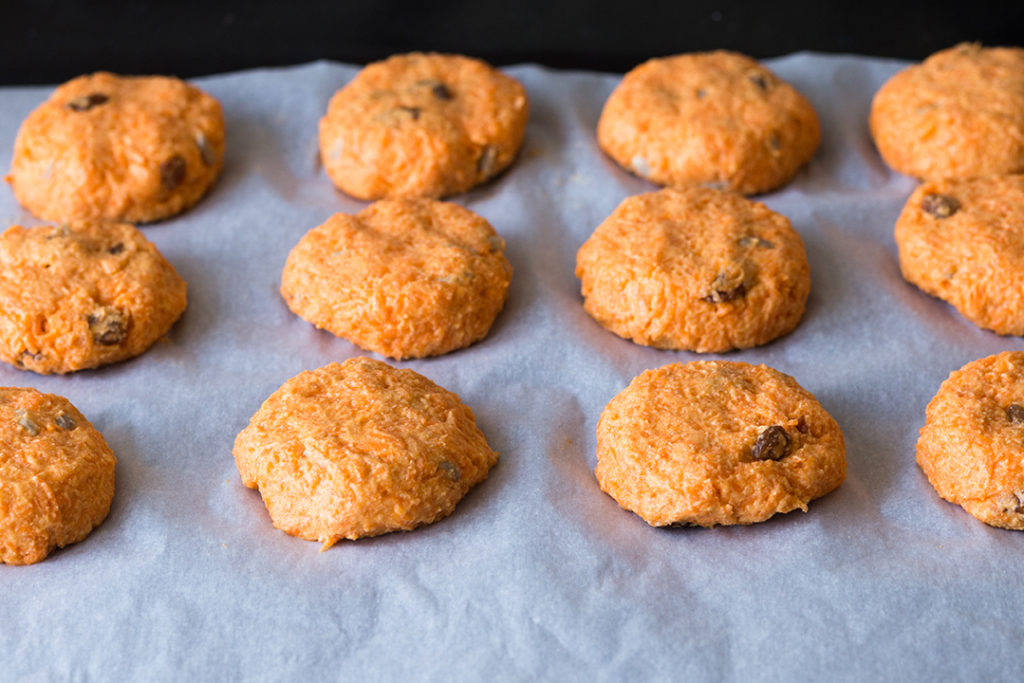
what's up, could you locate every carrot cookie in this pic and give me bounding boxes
[318,52,529,200]
[0,221,187,374]
[895,174,1024,335]
[596,361,845,528]
[0,387,116,564]
[597,51,820,195]
[917,352,1024,529]
[8,72,224,223]
[576,187,810,353]
[281,198,512,359]
[234,358,498,547]
[870,43,1024,180]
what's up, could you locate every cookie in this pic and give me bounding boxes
[0,221,188,374]
[597,51,820,195]
[318,52,529,199]
[575,187,810,353]
[917,352,1024,530]
[8,72,224,223]
[870,43,1024,180]
[0,387,116,564]
[281,198,512,359]
[595,361,845,528]
[233,358,498,547]
[895,174,1024,335]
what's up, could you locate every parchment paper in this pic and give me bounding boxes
[2,55,1023,682]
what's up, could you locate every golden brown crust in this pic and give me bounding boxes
[233,358,498,547]
[917,352,1024,529]
[281,198,512,359]
[895,175,1024,335]
[596,361,845,527]
[575,187,810,352]
[8,72,225,223]
[319,52,529,199]
[870,43,1024,180]
[0,387,116,565]
[0,221,188,374]
[597,51,820,195]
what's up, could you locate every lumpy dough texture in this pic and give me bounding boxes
[233,358,499,547]
[596,361,845,527]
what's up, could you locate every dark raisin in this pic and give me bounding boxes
[432,83,454,100]
[749,74,770,91]
[55,413,76,431]
[87,307,128,345]
[68,93,109,111]
[396,105,421,120]
[768,132,781,151]
[477,145,498,177]
[921,193,960,219]
[702,272,746,303]
[796,416,809,434]
[696,88,707,99]
[1007,404,1024,423]
[108,243,125,255]
[438,460,461,482]
[160,155,186,190]
[752,425,791,461]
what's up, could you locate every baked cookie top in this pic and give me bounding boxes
[870,43,1024,180]
[597,51,820,195]
[595,361,845,528]
[281,198,512,359]
[0,387,116,565]
[8,71,225,223]
[895,174,1024,335]
[575,187,810,353]
[318,52,529,199]
[0,221,188,374]
[233,358,498,547]
[917,351,1024,530]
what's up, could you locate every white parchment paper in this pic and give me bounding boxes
[2,55,1023,681]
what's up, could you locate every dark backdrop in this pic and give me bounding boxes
[3,0,1022,84]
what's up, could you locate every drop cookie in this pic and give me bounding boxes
[595,361,845,528]
[8,72,224,223]
[0,221,188,374]
[1,387,116,564]
[870,43,1024,180]
[597,51,820,195]
[895,174,1024,335]
[318,52,529,199]
[575,187,810,353]
[917,352,1024,530]
[233,358,498,547]
[281,198,512,359]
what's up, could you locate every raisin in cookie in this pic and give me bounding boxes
[234,358,498,547]
[917,352,1024,530]
[596,361,845,528]
[8,72,224,223]
[870,43,1024,180]
[597,51,820,194]
[0,221,187,373]
[576,187,810,353]
[319,52,529,199]
[0,387,116,564]
[281,198,512,359]
[895,174,1024,335]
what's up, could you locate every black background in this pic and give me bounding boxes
[2,0,1023,84]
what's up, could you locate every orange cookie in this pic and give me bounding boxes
[281,198,512,359]
[895,174,1024,335]
[596,361,845,528]
[233,358,498,547]
[0,387,116,565]
[318,52,529,199]
[870,43,1024,180]
[917,352,1024,530]
[576,187,810,353]
[8,72,224,223]
[597,51,820,195]
[0,221,188,374]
